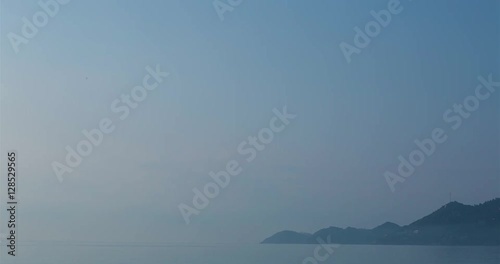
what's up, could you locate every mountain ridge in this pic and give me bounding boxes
[261,198,500,245]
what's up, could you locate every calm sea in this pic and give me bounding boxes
[2,244,499,263]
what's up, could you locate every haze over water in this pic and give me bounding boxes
[2,244,499,264]
[1,0,499,263]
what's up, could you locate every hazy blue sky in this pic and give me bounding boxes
[1,0,499,244]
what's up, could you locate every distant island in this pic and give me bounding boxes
[262,198,500,246]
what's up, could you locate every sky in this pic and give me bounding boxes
[0,0,499,244]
